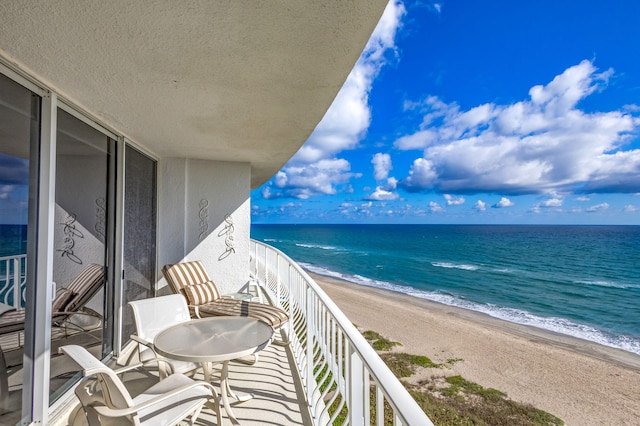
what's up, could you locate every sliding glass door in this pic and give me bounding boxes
[49,108,116,401]
[120,145,157,344]
[0,70,41,424]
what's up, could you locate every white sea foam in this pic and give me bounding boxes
[575,279,633,289]
[303,265,640,356]
[295,243,340,251]
[432,262,479,271]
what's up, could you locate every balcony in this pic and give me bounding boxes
[21,240,430,425]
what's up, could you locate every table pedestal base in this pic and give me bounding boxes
[203,360,253,425]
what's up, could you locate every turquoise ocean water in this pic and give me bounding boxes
[251,224,640,355]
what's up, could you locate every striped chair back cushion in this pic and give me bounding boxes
[162,261,212,295]
[65,263,106,312]
[52,287,75,313]
[182,280,221,305]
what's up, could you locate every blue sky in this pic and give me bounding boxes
[252,0,640,225]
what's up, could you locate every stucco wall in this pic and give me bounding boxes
[157,158,251,295]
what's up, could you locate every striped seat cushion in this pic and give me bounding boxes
[197,299,289,328]
[0,309,26,334]
[183,280,221,305]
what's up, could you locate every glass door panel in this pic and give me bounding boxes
[0,73,41,423]
[120,145,156,343]
[50,109,115,401]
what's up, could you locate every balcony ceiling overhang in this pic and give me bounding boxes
[0,1,387,188]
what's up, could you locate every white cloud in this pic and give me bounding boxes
[365,186,399,201]
[623,205,638,212]
[0,184,15,199]
[532,195,563,213]
[429,201,444,212]
[575,196,591,201]
[396,60,640,195]
[263,159,361,199]
[474,200,487,211]
[444,194,465,205]
[386,177,398,190]
[493,197,514,208]
[372,153,393,180]
[540,197,563,207]
[267,1,405,199]
[274,171,288,188]
[366,155,399,200]
[403,158,438,189]
[586,202,609,212]
[261,186,273,200]
[395,129,438,150]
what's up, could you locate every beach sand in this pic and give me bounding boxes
[310,272,640,426]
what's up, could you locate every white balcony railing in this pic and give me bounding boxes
[250,240,433,426]
[0,254,27,309]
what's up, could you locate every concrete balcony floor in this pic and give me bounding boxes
[61,339,309,426]
[1,330,308,425]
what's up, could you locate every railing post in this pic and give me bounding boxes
[306,286,315,411]
[264,246,269,292]
[348,347,365,425]
[276,254,281,306]
[13,256,21,308]
[288,263,294,337]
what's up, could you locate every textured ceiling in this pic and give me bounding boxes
[0,1,387,188]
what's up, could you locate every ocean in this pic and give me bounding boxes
[251,224,640,355]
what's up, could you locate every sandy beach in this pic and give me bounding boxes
[310,272,640,425]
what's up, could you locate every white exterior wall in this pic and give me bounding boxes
[157,158,251,295]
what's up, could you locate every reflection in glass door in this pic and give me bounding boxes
[50,109,115,401]
[0,72,41,424]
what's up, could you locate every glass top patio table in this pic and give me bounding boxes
[153,316,274,425]
[153,316,273,363]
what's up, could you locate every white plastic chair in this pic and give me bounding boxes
[60,345,220,426]
[128,295,201,377]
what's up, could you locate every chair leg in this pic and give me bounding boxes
[0,346,8,414]
[272,337,290,346]
[272,327,291,346]
[204,399,222,426]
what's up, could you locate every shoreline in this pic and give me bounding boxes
[309,271,640,425]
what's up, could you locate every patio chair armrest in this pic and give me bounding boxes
[130,334,154,350]
[113,357,176,376]
[111,362,147,375]
[91,380,218,417]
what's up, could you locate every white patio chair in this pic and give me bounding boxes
[128,295,201,378]
[59,345,220,426]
